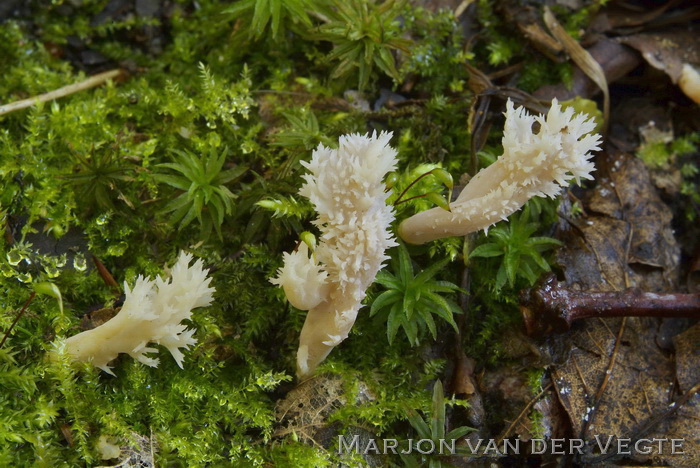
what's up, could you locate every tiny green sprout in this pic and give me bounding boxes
[570,201,584,218]
[314,0,411,89]
[155,146,247,240]
[371,243,461,346]
[223,0,316,41]
[271,110,334,151]
[470,207,562,291]
[299,231,316,252]
[401,380,474,466]
[63,143,133,214]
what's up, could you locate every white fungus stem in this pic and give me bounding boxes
[272,132,398,378]
[399,99,601,244]
[63,252,214,374]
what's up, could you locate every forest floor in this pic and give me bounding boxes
[0,0,698,466]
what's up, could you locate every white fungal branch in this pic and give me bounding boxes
[270,243,329,311]
[64,252,214,374]
[272,132,398,378]
[399,99,601,244]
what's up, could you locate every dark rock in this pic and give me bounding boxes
[91,0,132,26]
[373,88,407,111]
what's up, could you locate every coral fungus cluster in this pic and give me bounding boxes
[64,252,214,374]
[63,101,599,381]
[272,132,399,378]
[399,99,601,244]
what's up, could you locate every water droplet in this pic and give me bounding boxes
[45,265,60,278]
[107,242,127,257]
[55,254,67,268]
[73,254,87,272]
[240,142,253,154]
[17,272,32,283]
[7,250,22,266]
[1,263,16,278]
[96,213,110,226]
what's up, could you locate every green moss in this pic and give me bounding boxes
[0,1,603,465]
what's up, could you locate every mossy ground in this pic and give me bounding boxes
[0,0,673,466]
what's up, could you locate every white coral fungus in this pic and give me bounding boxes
[272,131,398,378]
[399,99,601,244]
[270,243,329,311]
[64,252,214,374]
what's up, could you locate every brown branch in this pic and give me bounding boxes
[520,275,700,336]
[494,382,554,447]
[0,292,36,348]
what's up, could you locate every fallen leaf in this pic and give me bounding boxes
[619,31,700,83]
[559,152,680,291]
[551,151,697,466]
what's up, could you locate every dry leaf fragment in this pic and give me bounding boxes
[619,30,700,104]
[544,7,610,134]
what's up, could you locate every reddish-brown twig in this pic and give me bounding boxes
[520,275,700,336]
[92,255,121,295]
[0,292,36,348]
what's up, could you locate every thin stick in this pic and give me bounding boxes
[520,275,700,336]
[582,318,626,440]
[495,382,553,446]
[0,69,125,117]
[0,292,36,348]
[394,169,436,206]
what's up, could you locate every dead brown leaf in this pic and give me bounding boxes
[558,152,680,291]
[619,30,700,84]
[534,38,640,108]
[544,7,610,134]
[551,317,699,466]
[551,151,697,466]
[274,374,374,448]
[674,323,700,394]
